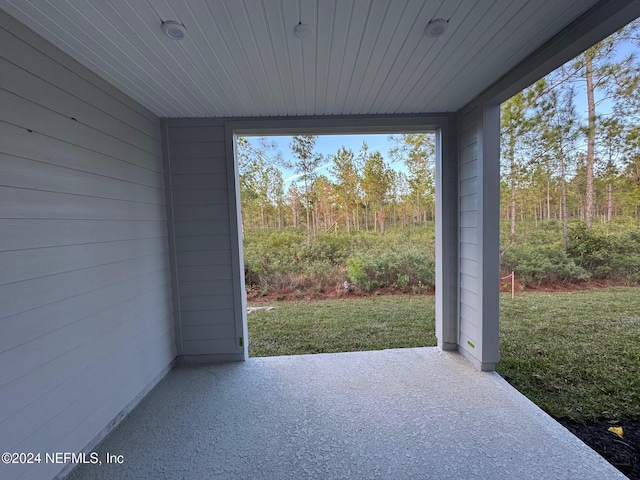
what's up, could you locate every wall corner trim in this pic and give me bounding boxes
[160,118,183,355]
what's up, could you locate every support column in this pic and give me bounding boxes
[477,103,500,370]
[457,103,500,371]
[435,116,459,352]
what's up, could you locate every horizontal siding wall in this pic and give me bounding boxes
[164,114,456,361]
[457,104,500,371]
[165,119,242,357]
[0,10,175,480]
[458,108,481,364]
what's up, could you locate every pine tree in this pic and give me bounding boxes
[361,151,393,234]
[500,83,542,243]
[330,147,360,234]
[288,135,323,242]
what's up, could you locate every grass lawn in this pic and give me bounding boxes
[248,295,437,356]
[498,287,640,421]
[248,287,640,422]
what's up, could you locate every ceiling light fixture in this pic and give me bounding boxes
[162,21,186,40]
[425,18,448,37]
[293,22,312,39]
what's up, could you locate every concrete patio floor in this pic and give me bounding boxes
[65,347,623,479]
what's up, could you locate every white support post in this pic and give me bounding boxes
[476,103,500,371]
[435,117,459,351]
[457,103,500,371]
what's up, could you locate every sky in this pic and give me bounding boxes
[249,133,405,184]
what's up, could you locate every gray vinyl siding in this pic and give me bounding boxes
[0,10,175,480]
[162,114,456,361]
[458,109,481,362]
[165,119,241,357]
[457,105,500,370]
[434,119,459,350]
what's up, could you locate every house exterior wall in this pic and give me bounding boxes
[453,0,640,372]
[163,115,458,362]
[164,119,244,361]
[0,11,176,480]
[456,105,500,371]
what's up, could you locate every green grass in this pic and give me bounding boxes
[248,287,640,422]
[248,295,436,356]
[498,287,640,421]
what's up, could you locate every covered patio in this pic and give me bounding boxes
[1,1,639,479]
[66,348,623,479]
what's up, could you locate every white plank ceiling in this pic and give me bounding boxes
[0,0,599,118]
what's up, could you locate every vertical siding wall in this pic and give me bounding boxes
[457,105,500,371]
[165,119,243,360]
[0,11,176,480]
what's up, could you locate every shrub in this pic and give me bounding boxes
[298,235,352,264]
[243,230,306,287]
[567,221,611,275]
[244,221,639,295]
[347,250,435,292]
[609,229,640,282]
[303,261,344,292]
[502,243,590,287]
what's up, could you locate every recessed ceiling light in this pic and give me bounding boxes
[162,21,186,40]
[425,18,448,37]
[293,22,312,39]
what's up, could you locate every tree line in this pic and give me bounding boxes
[502,19,640,247]
[237,133,436,241]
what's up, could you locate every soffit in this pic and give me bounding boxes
[0,0,600,117]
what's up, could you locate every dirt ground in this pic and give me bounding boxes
[513,278,634,293]
[246,285,434,302]
[246,278,636,303]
